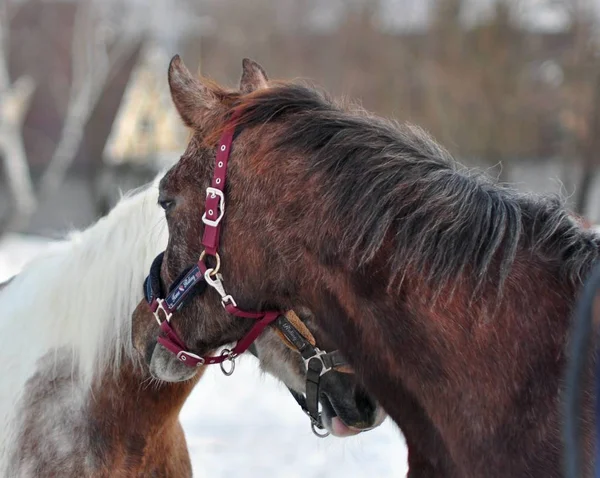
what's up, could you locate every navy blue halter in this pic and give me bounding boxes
[143,252,207,313]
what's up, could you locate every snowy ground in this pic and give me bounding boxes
[0,234,407,477]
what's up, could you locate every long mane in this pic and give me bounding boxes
[232,84,600,292]
[0,175,167,386]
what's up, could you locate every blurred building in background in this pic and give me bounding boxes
[1,0,600,236]
[104,45,187,168]
[99,44,189,212]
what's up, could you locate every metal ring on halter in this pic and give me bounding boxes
[198,251,220,277]
[311,421,330,438]
[219,348,236,376]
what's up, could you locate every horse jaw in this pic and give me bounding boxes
[149,344,199,382]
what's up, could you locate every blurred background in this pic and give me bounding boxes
[1,0,600,237]
[1,0,600,476]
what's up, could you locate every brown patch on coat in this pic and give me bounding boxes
[10,301,202,477]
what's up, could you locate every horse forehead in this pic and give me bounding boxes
[173,137,210,179]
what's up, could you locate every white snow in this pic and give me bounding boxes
[0,234,53,284]
[0,234,407,477]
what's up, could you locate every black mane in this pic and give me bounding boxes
[235,84,600,292]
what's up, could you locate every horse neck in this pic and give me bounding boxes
[89,356,201,438]
[6,347,200,477]
[86,360,201,476]
[304,250,587,476]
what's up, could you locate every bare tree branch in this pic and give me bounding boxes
[574,63,600,215]
[0,2,37,233]
[38,0,142,199]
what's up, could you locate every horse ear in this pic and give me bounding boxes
[239,58,269,94]
[168,55,219,128]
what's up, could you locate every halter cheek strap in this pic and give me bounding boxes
[201,108,243,257]
[201,115,238,256]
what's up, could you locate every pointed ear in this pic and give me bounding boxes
[239,58,269,94]
[168,55,219,128]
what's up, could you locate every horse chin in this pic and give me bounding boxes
[321,413,362,437]
[149,344,199,382]
[321,405,388,437]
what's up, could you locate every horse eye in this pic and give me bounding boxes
[158,198,175,212]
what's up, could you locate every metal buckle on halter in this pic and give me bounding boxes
[221,294,237,307]
[202,187,225,227]
[203,270,238,308]
[153,298,173,325]
[176,350,205,366]
[304,348,333,377]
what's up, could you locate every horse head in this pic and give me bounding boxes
[133,57,386,436]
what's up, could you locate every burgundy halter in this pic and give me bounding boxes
[145,112,283,374]
[143,111,356,437]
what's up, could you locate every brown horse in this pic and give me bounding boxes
[144,62,387,440]
[0,179,384,477]
[157,55,600,477]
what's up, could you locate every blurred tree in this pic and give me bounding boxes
[3,0,600,230]
[572,63,600,214]
[428,0,536,181]
[182,0,600,205]
[38,0,143,200]
[0,0,144,234]
[0,1,36,232]
[558,0,600,215]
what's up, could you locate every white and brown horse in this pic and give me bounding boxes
[0,175,385,477]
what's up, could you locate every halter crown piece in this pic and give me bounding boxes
[144,111,282,374]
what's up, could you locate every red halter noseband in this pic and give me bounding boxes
[146,112,284,374]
